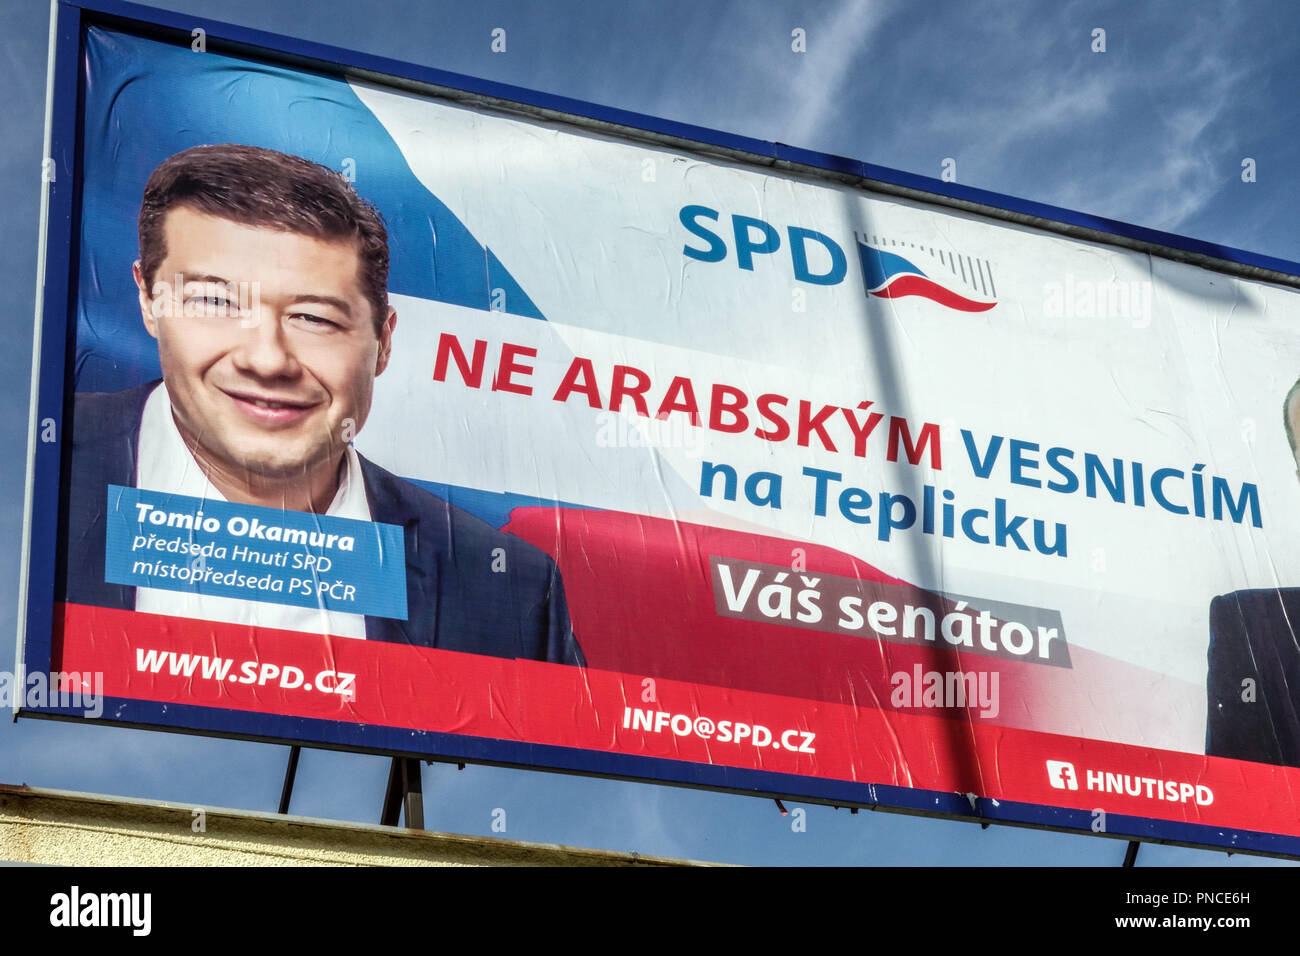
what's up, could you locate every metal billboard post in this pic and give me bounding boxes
[277,745,301,815]
[380,757,424,829]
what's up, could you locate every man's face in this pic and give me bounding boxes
[135,206,395,487]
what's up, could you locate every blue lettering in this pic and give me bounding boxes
[1009,440,1041,488]
[877,492,916,541]
[732,215,781,271]
[699,461,738,500]
[1084,454,1125,503]
[788,226,847,285]
[1151,467,1188,515]
[744,471,783,509]
[838,487,872,524]
[962,431,1003,479]
[1045,446,1078,493]
[680,205,727,263]
[803,466,841,517]
[994,497,1029,550]
[961,508,990,544]
[1213,478,1262,528]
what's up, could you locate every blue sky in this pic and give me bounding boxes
[2,0,1298,866]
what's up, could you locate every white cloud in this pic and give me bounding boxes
[782,0,899,146]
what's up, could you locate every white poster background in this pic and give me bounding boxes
[352,80,1300,754]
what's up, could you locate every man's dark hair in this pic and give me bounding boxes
[138,144,390,333]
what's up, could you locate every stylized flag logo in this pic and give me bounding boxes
[856,234,997,312]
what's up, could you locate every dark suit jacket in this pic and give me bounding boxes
[59,381,585,666]
[1207,588,1300,766]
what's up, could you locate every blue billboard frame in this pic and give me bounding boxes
[18,0,1300,860]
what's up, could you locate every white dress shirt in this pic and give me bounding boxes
[134,382,371,638]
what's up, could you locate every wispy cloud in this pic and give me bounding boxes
[781,0,899,147]
[904,2,1262,232]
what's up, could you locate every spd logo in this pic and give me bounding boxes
[856,233,997,312]
[678,206,997,313]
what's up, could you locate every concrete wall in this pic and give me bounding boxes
[0,784,699,866]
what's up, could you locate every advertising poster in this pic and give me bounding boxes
[20,4,1300,855]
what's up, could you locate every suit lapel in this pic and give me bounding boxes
[67,382,155,611]
[358,454,434,646]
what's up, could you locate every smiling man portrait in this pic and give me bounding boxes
[59,143,584,665]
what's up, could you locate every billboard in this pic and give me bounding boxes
[18,0,1300,855]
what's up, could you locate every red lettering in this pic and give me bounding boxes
[887,417,942,469]
[656,375,701,425]
[610,365,651,416]
[754,393,790,442]
[552,357,603,407]
[492,343,537,396]
[841,403,885,458]
[797,401,838,452]
[710,384,749,433]
[433,334,487,387]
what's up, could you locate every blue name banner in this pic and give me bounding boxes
[104,485,408,620]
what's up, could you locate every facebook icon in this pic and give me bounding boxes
[1046,760,1079,790]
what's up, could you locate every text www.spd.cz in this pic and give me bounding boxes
[134,648,356,698]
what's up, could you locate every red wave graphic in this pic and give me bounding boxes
[871,273,996,312]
